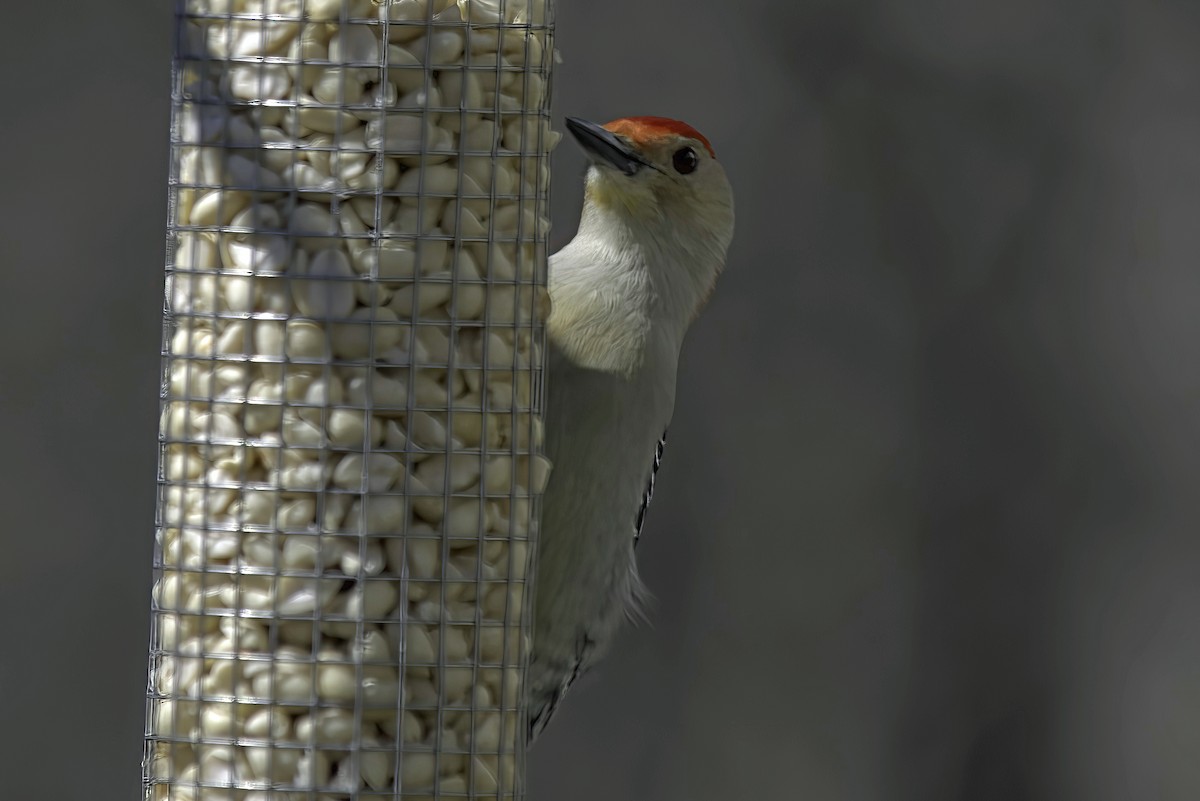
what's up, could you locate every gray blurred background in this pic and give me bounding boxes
[2,1,1198,799]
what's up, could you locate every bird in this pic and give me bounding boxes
[527,115,735,743]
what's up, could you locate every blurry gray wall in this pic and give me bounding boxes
[2,1,1198,799]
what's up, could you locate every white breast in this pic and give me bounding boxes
[526,335,677,738]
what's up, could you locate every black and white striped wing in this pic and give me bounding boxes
[527,632,598,744]
[527,430,670,744]
[634,430,668,546]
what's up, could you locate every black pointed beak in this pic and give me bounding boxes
[565,117,649,176]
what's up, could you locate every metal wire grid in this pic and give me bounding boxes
[144,1,556,799]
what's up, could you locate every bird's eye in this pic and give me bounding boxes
[672,147,698,175]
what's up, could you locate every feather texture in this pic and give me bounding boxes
[527,116,733,743]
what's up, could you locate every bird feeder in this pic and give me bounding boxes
[143,1,556,798]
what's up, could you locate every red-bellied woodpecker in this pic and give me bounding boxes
[528,116,735,742]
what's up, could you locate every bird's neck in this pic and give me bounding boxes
[548,203,719,376]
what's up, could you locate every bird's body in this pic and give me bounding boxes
[527,116,734,743]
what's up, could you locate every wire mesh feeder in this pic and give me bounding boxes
[144,1,558,798]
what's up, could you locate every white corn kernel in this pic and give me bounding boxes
[292,248,357,319]
[154,6,553,796]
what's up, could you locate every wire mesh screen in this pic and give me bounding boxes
[144,1,557,798]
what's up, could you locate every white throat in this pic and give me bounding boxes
[547,197,721,377]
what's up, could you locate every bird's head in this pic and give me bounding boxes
[565,115,734,284]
